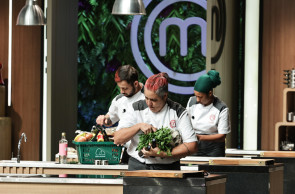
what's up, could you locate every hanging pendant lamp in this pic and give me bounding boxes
[16,0,46,26]
[112,0,146,15]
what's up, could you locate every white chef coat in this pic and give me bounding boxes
[186,96,230,135]
[117,98,197,164]
[107,87,145,124]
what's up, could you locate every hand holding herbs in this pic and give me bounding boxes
[136,127,182,158]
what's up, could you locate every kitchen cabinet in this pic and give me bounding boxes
[198,162,284,194]
[0,177,123,194]
[181,157,283,194]
[0,160,219,194]
[123,170,226,194]
[255,151,295,194]
[224,149,295,194]
[275,88,295,151]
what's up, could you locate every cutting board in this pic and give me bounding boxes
[261,151,295,157]
[209,158,274,166]
[121,170,205,178]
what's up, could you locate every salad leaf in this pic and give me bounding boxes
[136,126,174,156]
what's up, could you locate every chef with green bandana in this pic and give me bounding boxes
[187,70,231,157]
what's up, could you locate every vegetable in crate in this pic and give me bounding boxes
[74,135,86,142]
[136,127,182,157]
[85,133,94,141]
[97,132,104,142]
[74,131,95,142]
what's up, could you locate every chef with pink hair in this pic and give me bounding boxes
[114,72,198,170]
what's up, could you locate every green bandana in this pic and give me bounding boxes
[194,70,221,93]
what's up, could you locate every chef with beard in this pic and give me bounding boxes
[96,65,144,127]
[96,65,145,163]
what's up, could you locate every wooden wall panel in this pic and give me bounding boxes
[0,0,10,160]
[207,0,240,148]
[47,0,78,160]
[0,0,42,160]
[10,0,42,160]
[0,0,9,81]
[261,0,295,150]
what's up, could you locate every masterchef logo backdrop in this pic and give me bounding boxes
[130,0,226,95]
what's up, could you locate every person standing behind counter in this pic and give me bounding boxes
[114,72,198,170]
[186,70,230,157]
[96,65,144,127]
[96,65,145,163]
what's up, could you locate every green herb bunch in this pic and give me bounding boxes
[136,126,173,156]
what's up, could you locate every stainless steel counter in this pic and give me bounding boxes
[0,160,128,176]
[0,162,199,194]
[0,159,199,176]
[0,175,124,194]
[0,160,128,169]
[0,176,123,184]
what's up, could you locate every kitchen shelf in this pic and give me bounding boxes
[283,88,295,122]
[275,88,295,151]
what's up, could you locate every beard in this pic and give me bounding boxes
[124,85,136,98]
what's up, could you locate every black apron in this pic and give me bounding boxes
[128,157,180,171]
[193,140,225,157]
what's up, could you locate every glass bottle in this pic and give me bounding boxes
[59,132,68,164]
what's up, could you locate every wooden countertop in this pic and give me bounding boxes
[0,160,199,176]
[0,160,128,176]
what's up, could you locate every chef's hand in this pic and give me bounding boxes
[139,123,157,134]
[96,115,112,126]
[196,134,202,141]
[141,146,164,158]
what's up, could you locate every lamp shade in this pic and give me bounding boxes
[16,0,46,26]
[112,0,146,15]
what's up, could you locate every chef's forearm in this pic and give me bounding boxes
[158,142,198,159]
[113,123,141,145]
[197,134,226,142]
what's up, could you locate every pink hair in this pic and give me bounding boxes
[114,70,121,82]
[145,73,168,93]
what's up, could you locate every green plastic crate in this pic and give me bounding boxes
[72,141,122,164]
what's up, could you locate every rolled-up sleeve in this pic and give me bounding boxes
[218,108,231,134]
[116,109,137,131]
[107,97,120,124]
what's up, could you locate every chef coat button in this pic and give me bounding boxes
[123,109,126,113]
[192,116,195,119]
